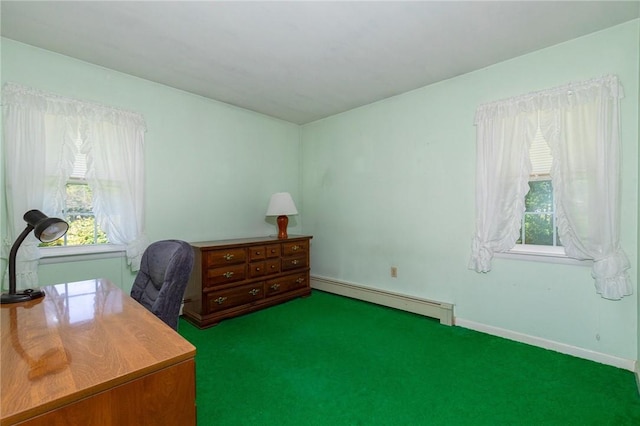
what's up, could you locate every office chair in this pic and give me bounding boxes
[131,239,195,330]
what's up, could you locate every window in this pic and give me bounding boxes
[41,180,109,247]
[515,128,562,248]
[518,179,557,246]
[3,83,148,290]
[469,75,631,299]
[40,139,108,248]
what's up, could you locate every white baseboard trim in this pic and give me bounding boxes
[455,317,636,372]
[310,275,637,373]
[310,275,454,326]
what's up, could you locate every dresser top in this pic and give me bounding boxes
[190,235,312,249]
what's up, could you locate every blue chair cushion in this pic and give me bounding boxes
[130,240,194,330]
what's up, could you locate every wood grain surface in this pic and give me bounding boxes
[1,279,196,425]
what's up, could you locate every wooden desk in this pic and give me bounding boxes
[1,279,196,426]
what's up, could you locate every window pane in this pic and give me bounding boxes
[39,182,108,247]
[65,215,109,245]
[525,180,553,212]
[524,213,554,245]
[66,182,93,214]
[66,183,108,245]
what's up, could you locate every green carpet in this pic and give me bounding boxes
[179,290,640,425]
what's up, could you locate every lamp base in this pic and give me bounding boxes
[276,215,289,239]
[1,289,45,304]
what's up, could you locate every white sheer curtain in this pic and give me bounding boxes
[468,108,536,272]
[541,76,630,299]
[2,83,147,289]
[469,75,631,300]
[84,118,147,270]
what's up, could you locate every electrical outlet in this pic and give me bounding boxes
[390,266,398,278]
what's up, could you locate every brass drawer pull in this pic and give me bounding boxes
[292,245,300,251]
[255,251,260,255]
[291,260,299,265]
[270,283,280,290]
[214,296,227,305]
[223,253,234,261]
[223,271,234,278]
[296,278,305,284]
[249,288,260,296]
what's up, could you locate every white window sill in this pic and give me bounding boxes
[494,245,592,266]
[39,244,126,264]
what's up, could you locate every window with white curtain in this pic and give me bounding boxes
[2,83,148,290]
[469,75,632,300]
[516,128,561,248]
[39,134,109,248]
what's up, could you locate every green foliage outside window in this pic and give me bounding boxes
[517,180,561,246]
[39,181,108,247]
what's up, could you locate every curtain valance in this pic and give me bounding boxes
[2,82,147,130]
[474,75,624,124]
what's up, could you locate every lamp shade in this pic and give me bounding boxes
[24,210,69,242]
[266,192,298,216]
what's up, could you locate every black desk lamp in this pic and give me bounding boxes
[1,210,69,304]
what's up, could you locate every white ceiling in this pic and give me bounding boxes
[2,1,638,124]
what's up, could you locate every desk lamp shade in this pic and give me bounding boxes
[1,210,69,304]
[266,192,298,239]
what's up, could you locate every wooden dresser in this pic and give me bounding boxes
[183,235,312,328]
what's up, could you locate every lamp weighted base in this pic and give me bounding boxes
[1,288,45,304]
[276,215,289,239]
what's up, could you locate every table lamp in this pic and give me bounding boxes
[1,210,69,304]
[266,192,298,239]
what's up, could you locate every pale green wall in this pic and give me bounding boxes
[0,38,301,292]
[301,21,640,361]
[1,21,639,364]
[39,257,127,288]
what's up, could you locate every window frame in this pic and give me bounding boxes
[39,243,126,263]
[40,175,122,260]
[497,245,591,266]
[62,177,106,244]
[516,176,561,246]
[506,178,573,263]
[504,127,570,262]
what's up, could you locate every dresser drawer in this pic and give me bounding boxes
[265,272,308,296]
[282,241,308,256]
[205,264,246,287]
[265,258,280,275]
[249,261,266,278]
[206,283,264,313]
[249,246,266,261]
[266,244,281,258]
[206,248,246,267]
[281,254,307,271]
[249,256,281,278]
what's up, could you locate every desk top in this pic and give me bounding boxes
[1,279,196,425]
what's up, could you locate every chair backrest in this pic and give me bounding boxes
[130,239,195,330]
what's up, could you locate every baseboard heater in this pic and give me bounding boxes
[310,275,453,326]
